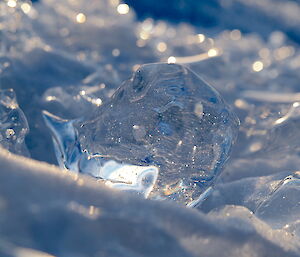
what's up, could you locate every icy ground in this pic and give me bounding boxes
[1,0,300,256]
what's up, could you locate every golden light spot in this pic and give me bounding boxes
[230,29,241,40]
[275,117,286,125]
[293,102,300,108]
[207,48,218,57]
[15,248,56,257]
[177,140,183,146]
[197,34,205,43]
[45,96,57,102]
[249,142,262,152]
[77,52,86,61]
[109,0,119,6]
[171,51,222,64]
[112,48,120,57]
[76,13,86,23]
[94,98,102,106]
[21,3,31,13]
[252,61,264,72]
[194,102,204,118]
[142,19,153,32]
[156,42,167,52]
[89,205,95,215]
[274,46,295,61]
[259,48,270,59]
[7,0,17,8]
[136,39,146,47]
[117,4,129,14]
[167,56,176,64]
[139,31,149,40]
[3,62,10,68]
[132,64,140,72]
[44,45,52,52]
[77,178,84,186]
[68,201,101,219]
[6,129,15,138]
[234,99,248,109]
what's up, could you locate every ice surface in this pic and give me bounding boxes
[0,89,29,156]
[44,63,239,205]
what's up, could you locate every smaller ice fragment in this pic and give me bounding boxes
[255,172,300,229]
[42,85,106,119]
[0,89,29,156]
[42,110,80,171]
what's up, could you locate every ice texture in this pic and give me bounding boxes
[44,63,239,205]
[2,0,300,254]
[0,89,29,156]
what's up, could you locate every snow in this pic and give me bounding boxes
[1,0,300,255]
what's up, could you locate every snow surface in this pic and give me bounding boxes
[0,147,300,257]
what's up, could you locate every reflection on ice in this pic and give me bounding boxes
[274,102,300,126]
[98,160,158,198]
[43,110,158,198]
[242,91,300,103]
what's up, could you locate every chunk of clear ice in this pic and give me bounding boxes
[255,172,300,231]
[0,89,29,157]
[43,63,239,206]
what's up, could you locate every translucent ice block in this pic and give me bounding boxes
[44,63,239,205]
